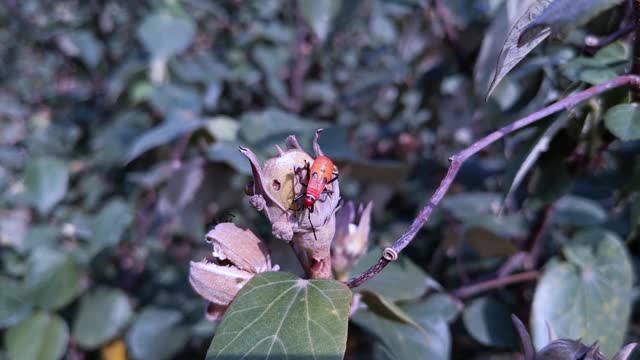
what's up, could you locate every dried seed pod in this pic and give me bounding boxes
[511,314,637,360]
[240,130,341,278]
[189,223,278,319]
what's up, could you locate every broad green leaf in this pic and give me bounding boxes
[5,312,69,360]
[24,157,69,215]
[126,307,189,360]
[351,250,437,301]
[299,0,340,42]
[462,296,518,348]
[359,291,427,338]
[531,229,633,357]
[605,103,640,142]
[23,248,83,310]
[562,42,628,85]
[88,199,133,257]
[207,141,251,175]
[125,113,204,163]
[207,272,352,360]
[72,287,132,349]
[553,195,607,227]
[60,31,104,69]
[486,0,552,99]
[148,84,203,115]
[520,0,625,46]
[352,293,451,360]
[238,108,328,147]
[0,275,31,329]
[136,12,195,59]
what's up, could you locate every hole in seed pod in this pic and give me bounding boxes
[272,179,281,191]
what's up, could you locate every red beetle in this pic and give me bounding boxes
[293,155,339,240]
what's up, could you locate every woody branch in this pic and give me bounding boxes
[346,74,640,289]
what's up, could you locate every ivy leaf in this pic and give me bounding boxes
[5,312,69,360]
[88,199,133,257]
[72,287,133,349]
[531,229,633,357]
[486,0,552,99]
[126,308,189,360]
[299,0,340,42]
[23,248,83,310]
[605,103,640,142]
[24,157,69,215]
[136,12,195,59]
[206,272,352,360]
[462,296,518,348]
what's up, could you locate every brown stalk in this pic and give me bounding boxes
[346,74,640,288]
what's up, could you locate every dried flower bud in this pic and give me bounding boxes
[240,130,341,279]
[189,223,278,319]
[331,201,372,281]
[511,314,637,360]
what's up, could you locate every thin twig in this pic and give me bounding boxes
[585,0,633,54]
[430,0,470,72]
[632,0,640,101]
[451,271,539,299]
[346,74,640,288]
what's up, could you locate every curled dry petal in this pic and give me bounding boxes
[189,223,276,313]
[331,201,373,281]
[189,260,253,305]
[206,222,271,273]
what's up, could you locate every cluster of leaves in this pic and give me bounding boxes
[1,0,640,359]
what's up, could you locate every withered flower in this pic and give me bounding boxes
[511,314,637,360]
[189,223,278,319]
[331,201,373,281]
[240,129,340,279]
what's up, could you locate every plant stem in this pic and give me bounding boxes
[451,271,539,299]
[633,0,640,101]
[346,74,640,289]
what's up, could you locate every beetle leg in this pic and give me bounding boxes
[327,173,340,184]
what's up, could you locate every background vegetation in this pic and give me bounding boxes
[1,0,640,359]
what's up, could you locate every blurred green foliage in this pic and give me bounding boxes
[1,0,640,359]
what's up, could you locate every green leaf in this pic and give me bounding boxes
[462,296,518,348]
[605,103,640,142]
[359,291,428,338]
[72,287,132,349]
[207,141,251,175]
[238,108,328,147]
[351,250,437,302]
[24,157,69,215]
[299,0,340,42]
[351,293,451,360]
[126,307,189,360]
[207,272,352,360]
[125,113,204,163]
[5,312,69,360]
[562,42,628,85]
[88,199,133,257]
[23,248,83,310]
[61,31,104,69]
[553,195,607,227]
[0,275,31,329]
[136,12,195,59]
[486,0,552,99]
[148,84,203,115]
[520,0,625,46]
[531,229,633,357]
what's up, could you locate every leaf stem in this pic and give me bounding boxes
[346,74,640,289]
[451,271,539,299]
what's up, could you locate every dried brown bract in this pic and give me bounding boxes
[240,129,341,279]
[189,223,278,319]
